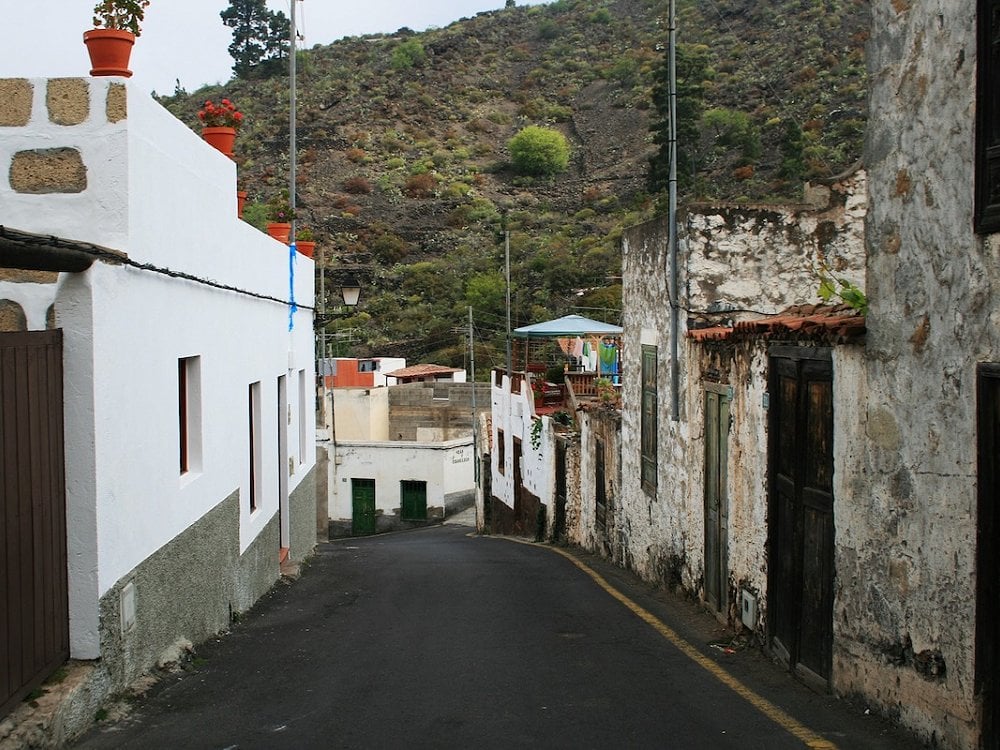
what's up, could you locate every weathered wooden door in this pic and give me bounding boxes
[595,437,607,530]
[767,348,835,687]
[977,364,1000,747]
[351,478,376,535]
[554,440,567,541]
[0,331,68,719]
[704,385,731,615]
[400,480,427,520]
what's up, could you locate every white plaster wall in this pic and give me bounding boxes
[1,78,315,657]
[0,281,57,330]
[684,172,867,319]
[489,373,553,509]
[334,387,390,441]
[0,79,128,250]
[328,437,472,519]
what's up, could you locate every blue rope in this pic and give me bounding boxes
[288,243,298,330]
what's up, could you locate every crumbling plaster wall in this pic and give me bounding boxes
[838,3,997,747]
[684,171,866,320]
[576,410,622,560]
[620,179,867,593]
[621,218,693,586]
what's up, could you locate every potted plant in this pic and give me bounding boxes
[294,227,316,258]
[84,0,150,77]
[265,191,295,243]
[198,98,244,158]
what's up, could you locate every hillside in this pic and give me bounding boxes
[159,0,869,370]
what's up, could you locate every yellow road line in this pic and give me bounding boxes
[500,537,837,750]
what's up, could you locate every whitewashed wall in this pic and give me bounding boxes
[490,372,554,509]
[0,79,315,658]
[328,437,473,520]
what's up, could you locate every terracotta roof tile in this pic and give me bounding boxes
[386,363,463,378]
[687,304,865,345]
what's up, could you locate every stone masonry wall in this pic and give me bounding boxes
[841,3,998,747]
[0,78,126,332]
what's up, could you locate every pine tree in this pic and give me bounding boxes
[221,0,290,78]
[648,43,713,193]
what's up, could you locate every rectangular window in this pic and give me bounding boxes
[178,356,202,475]
[977,0,1000,232]
[298,369,308,465]
[641,345,658,492]
[248,381,262,512]
[497,428,506,475]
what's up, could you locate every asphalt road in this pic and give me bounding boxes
[74,521,924,749]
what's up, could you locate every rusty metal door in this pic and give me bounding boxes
[767,348,835,687]
[977,364,1000,747]
[704,385,731,615]
[0,330,68,719]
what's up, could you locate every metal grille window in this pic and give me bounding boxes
[977,0,1000,232]
[641,345,658,492]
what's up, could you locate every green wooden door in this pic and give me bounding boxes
[400,480,427,520]
[352,479,376,535]
[704,385,731,614]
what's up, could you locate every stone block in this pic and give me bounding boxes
[107,82,127,123]
[47,78,89,126]
[0,269,59,284]
[0,78,33,126]
[0,300,27,332]
[10,148,87,193]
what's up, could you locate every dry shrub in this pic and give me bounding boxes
[343,176,372,194]
[345,147,367,163]
[403,173,438,198]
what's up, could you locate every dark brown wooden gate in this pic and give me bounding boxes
[976,364,1000,748]
[553,440,567,542]
[704,385,731,615]
[1,330,68,719]
[767,347,835,688]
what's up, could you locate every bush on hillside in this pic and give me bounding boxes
[508,126,571,176]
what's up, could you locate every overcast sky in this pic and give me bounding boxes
[2,1,546,96]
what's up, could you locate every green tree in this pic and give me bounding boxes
[221,0,290,78]
[391,39,426,70]
[648,43,713,192]
[702,107,761,162]
[508,126,571,176]
[465,271,506,318]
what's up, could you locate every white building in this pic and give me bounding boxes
[322,381,487,535]
[0,77,316,728]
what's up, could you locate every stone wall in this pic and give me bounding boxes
[387,381,490,441]
[684,170,866,322]
[841,3,996,746]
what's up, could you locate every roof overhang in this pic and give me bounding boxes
[0,225,127,272]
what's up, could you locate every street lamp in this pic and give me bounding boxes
[340,275,361,308]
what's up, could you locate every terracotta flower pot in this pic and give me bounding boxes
[237,190,247,219]
[83,29,135,78]
[266,222,291,243]
[202,126,236,158]
[296,240,315,259]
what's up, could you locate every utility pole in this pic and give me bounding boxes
[505,225,512,377]
[668,0,680,421]
[469,306,478,487]
[289,0,297,246]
